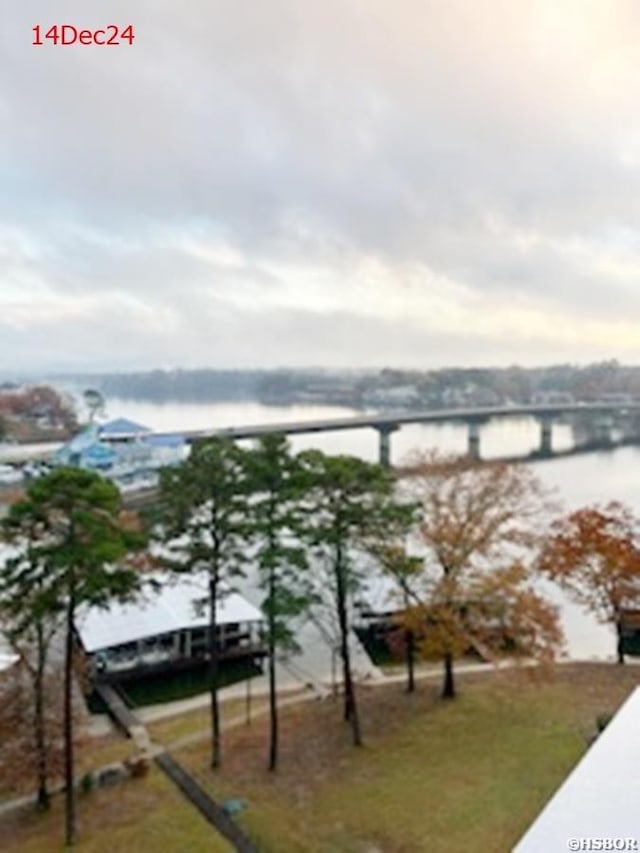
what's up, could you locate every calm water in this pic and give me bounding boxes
[2,397,636,668]
[106,398,640,663]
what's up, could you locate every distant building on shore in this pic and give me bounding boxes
[52,417,187,494]
[530,391,576,406]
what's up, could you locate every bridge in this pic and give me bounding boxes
[153,401,640,467]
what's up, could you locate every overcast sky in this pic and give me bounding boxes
[3,1,640,373]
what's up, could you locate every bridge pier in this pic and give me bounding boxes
[573,414,614,449]
[376,424,398,468]
[619,413,640,443]
[594,417,613,446]
[467,421,481,460]
[570,417,589,449]
[538,418,553,457]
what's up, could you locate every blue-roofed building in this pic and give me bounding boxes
[81,442,118,470]
[51,418,187,494]
[98,418,151,441]
[146,434,185,448]
[52,425,101,466]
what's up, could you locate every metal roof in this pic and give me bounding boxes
[99,418,151,437]
[146,434,186,448]
[77,571,263,653]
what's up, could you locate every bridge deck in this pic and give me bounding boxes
[148,401,640,443]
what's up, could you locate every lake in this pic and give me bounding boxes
[102,397,640,664]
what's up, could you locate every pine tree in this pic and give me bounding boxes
[299,451,404,746]
[157,437,250,768]
[3,468,144,846]
[244,435,309,771]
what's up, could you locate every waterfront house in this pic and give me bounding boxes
[52,418,187,494]
[77,571,265,681]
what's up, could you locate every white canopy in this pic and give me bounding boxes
[77,571,263,653]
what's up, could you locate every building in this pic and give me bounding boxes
[597,392,634,405]
[96,417,152,442]
[52,418,187,494]
[77,571,265,681]
[531,391,575,406]
[617,608,640,657]
[362,385,422,408]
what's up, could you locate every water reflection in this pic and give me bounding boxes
[17,398,640,661]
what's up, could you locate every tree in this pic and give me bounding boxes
[538,502,640,664]
[82,389,105,424]
[299,451,408,745]
[6,468,145,846]
[244,435,309,771]
[374,543,424,694]
[0,501,65,809]
[0,660,85,806]
[156,437,249,768]
[401,451,561,699]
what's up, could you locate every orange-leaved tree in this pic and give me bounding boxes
[398,451,563,699]
[538,502,640,664]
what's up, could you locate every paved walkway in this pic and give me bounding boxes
[95,682,152,752]
[135,658,506,725]
[155,752,255,852]
[164,690,323,752]
[136,660,336,723]
[96,681,257,851]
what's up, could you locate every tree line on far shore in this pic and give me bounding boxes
[2,437,640,847]
[70,358,640,406]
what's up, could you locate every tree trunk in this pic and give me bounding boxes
[267,562,278,771]
[335,544,362,746]
[616,620,625,665]
[64,590,76,847]
[442,652,455,699]
[405,629,415,694]
[209,575,221,769]
[441,568,456,699]
[34,621,50,810]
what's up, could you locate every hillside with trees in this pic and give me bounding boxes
[62,360,640,410]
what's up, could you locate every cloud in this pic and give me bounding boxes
[3,0,640,371]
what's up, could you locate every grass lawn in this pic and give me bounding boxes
[1,768,232,852]
[147,688,307,747]
[148,697,268,745]
[3,663,639,852]
[175,663,640,853]
[77,735,138,775]
[0,733,138,804]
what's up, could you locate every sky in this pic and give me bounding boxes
[3,1,640,373]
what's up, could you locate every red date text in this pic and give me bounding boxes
[32,25,136,47]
